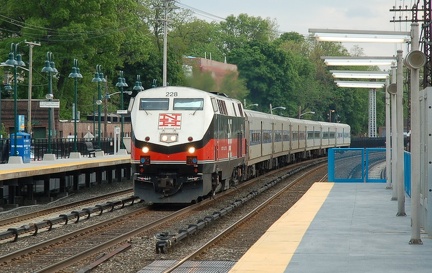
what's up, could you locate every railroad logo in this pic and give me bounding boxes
[159,113,182,128]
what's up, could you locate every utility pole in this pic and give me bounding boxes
[162,0,175,87]
[25,41,41,135]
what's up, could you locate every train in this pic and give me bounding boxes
[129,86,350,204]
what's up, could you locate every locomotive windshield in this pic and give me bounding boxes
[173,98,204,110]
[139,98,169,110]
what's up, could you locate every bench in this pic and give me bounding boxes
[85,142,101,157]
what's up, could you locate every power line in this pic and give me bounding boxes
[175,1,226,22]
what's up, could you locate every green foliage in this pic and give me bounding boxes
[184,66,216,91]
[0,3,387,136]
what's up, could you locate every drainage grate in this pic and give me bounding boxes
[137,260,236,273]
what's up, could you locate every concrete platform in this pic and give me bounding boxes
[230,183,432,273]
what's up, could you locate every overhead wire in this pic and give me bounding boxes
[0,13,137,43]
[175,1,226,22]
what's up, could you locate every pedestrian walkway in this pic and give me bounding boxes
[0,152,131,209]
[0,153,130,178]
[230,183,432,273]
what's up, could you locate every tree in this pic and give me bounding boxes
[0,0,153,119]
[228,41,298,113]
[220,14,279,53]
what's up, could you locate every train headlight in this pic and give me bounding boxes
[142,146,149,153]
[188,147,195,154]
[160,133,178,143]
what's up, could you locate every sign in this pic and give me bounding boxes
[19,115,25,131]
[40,100,60,108]
[116,110,128,114]
[158,113,182,129]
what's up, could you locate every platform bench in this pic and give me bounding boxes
[84,142,101,157]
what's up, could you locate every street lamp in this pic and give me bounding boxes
[41,52,57,154]
[91,65,106,149]
[2,43,26,157]
[68,59,83,153]
[2,81,12,138]
[133,75,145,93]
[298,111,315,119]
[103,90,133,137]
[243,99,258,109]
[245,103,258,109]
[115,71,128,149]
[269,103,286,115]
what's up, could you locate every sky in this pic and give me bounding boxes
[177,0,414,58]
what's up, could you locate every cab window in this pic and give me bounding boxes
[173,98,204,110]
[139,98,169,110]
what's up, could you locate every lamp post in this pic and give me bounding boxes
[41,52,57,154]
[298,111,315,119]
[103,90,133,140]
[91,65,106,149]
[269,103,286,115]
[115,71,128,149]
[2,81,12,138]
[133,75,145,93]
[245,103,258,108]
[2,43,25,156]
[68,59,83,153]
[243,99,258,109]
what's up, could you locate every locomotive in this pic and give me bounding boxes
[129,86,350,204]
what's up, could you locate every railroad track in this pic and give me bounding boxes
[159,164,328,272]
[0,189,133,228]
[0,159,326,273]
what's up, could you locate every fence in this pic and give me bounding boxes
[328,148,411,193]
[0,137,124,162]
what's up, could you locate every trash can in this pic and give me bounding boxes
[9,132,31,163]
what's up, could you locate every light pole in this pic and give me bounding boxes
[2,43,25,156]
[2,81,12,138]
[25,41,40,135]
[298,111,315,119]
[243,99,258,109]
[41,52,57,154]
[269,103,286,115]
[115,71,128,149]
[103,90,133,139]
[68,59,83,153]
[133,75,145,93]
[92,65,106,148]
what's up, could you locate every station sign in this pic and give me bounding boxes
[116,110,128,114]
[40,100,60,108]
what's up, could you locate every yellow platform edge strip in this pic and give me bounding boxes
[229,182,334,273]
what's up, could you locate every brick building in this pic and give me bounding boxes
[0,99,130,139]
[183,57,238,87]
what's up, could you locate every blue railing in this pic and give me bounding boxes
[328,148,411,195]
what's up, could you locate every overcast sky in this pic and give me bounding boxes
[178,0,413,57]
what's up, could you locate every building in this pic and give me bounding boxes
[0,99,130,139]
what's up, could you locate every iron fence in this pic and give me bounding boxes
[0,137,121,163]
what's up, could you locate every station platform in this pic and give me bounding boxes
[0,153,132,209]
[0,153,130,180]
[229,183,432,273]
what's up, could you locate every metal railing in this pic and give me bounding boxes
[0,137,121,163]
